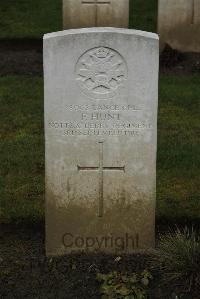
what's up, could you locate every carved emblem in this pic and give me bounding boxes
[75,47,128,100]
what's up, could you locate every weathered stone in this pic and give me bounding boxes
[63,0,129,29]
[44,28,159,256]
[158,0,200,52]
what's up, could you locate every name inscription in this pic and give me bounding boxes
[47,104,153,137]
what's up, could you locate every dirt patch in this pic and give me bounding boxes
[0,225,151,299]
[0,39,43,76]
[0,40,200,77]
[160,44,200,74]
[1,224,199,298]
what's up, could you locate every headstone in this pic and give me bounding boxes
[158,0,200,52]
[63,0,129,29]
[44,28,159,256]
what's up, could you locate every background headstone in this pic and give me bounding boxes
[158,0,200,52]
[63,0,129,29]
[44,28,159,256]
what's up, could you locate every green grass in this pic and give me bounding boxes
[0,0,157,39]
[0,75,199,224]
[157,75,200,223]
[129,0,157,33]
[0,77,44,223]
[0,0,62,39]
[150,228,200,296]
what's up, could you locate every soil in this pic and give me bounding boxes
[0,224,153,299]
[0,39,43,76]
[0,39,200,76]
[1,224,199,299]
[160,45,200,75]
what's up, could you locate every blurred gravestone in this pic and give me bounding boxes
[158,0,200,52]
[63,0,129,29]
[44,28,159,256]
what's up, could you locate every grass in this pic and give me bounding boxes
[0,0,62,39]
[0,0,157,39]
[150,227,200,296]
[157,75,200,224]
[0,77,44,223]
[129,0,157,33]
[0,75,199,224]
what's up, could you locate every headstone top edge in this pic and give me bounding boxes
[43,27,159,41]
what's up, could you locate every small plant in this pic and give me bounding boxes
[150,227,200,296]
[97,270,152,299]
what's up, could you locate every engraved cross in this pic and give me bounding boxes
[191,0,195,24]
[82,0,111,26]
[77,141,125,218]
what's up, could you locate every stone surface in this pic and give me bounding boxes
[44,28,159,256]
[158,0,200,52]
[63,0,129,29]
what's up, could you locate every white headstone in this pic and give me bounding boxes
[158,0,200,52]
[44,28,159,256]
[63,0,129,29]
